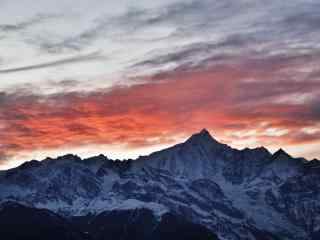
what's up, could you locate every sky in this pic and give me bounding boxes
[0,0,320,169]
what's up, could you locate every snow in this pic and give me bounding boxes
[110,199,168,216]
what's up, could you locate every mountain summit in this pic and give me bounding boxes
[0,129,319,240]
[186,128,217,143]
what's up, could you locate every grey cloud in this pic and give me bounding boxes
[132,34,259,70]
[0,51,105,74]
[309,97,320,121]
[36,18,110,53]
[49,79,79,88]
[1,0,320,90]
[125,0,320,74]
[0,14,58,33]
[29,0,320,57]
[35,0,233,53]
[234,80,320,106]
[281,2,320,33]
[131,39,320,81]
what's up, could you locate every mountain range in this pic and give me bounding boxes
[0,129,319,240]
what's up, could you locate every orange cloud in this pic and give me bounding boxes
[1,65,320,166]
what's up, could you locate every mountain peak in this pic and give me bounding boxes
[304,159,320,169]
[184,129,222,149]
[187,129,215,142]
[272,148,291,159]
[14,160,41,171]
[199,128,210,135]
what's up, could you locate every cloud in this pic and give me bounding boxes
[34,1,201,53]
[1,62,320,165]
[0,51,105,74]
[1,0,320,166]
[1,0,320,88]
[0,14,57,33]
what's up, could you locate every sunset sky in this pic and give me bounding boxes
[0,0,320,169]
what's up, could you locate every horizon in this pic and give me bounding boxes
[1,0,320,170]
[1,128,316,171]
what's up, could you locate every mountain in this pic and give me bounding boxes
[0,202,218,240]
[0,129,319,240]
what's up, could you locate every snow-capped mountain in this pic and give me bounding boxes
[0,129,319,240]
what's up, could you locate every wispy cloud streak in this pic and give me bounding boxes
[0,51,104,74]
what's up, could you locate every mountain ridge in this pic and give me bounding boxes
[0,129,319,240]
[7,129,317,172]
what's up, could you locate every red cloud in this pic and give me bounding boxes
[1,65,320,165]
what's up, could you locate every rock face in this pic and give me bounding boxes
[0,129,319,240]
